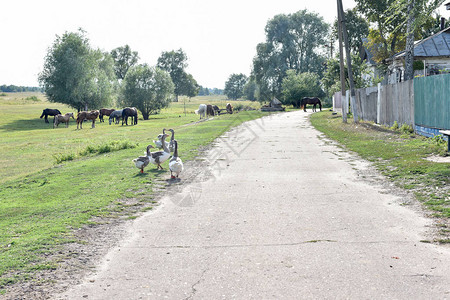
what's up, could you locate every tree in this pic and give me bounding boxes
[355,0,444,69]
[39,29,115,111]
[121,64,174,120]
[157,49,197,102]
[224,73,247,100]
[281,70,324,108]
[111,45,139,80]
[179,72,200,98]
[252,10,329,101]
[332,8,370,55]
[385,0,445,80]
[243,76,258,101]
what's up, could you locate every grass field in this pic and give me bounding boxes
[0,92,265,292]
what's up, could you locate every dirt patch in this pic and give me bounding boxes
[425,155,450,163]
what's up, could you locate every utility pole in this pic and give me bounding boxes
[337,0,347,123]
[337,0,358,123]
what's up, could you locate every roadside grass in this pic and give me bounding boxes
[0,93,264,293]
[310,111,450,223]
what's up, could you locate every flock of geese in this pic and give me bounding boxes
[132,128,184,179]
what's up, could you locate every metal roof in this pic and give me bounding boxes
[393,27,450,59]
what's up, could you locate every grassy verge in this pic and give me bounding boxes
[0,94,265,293]
[311,111,449,232]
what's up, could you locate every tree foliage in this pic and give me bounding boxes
[39,29,116,111]
[332,8,370,55]
[252,9,329,101]
[121,64,174,120]
[224,73,248,100]
[111,45,139,80]
[281,70,324,107]
[156,49,197,102]
[355,0,445,67]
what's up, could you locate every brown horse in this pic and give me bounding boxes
[99,108,115,122]
[206,104,215,117]
[76,110,99,129]
[40,108,61,123]
[53,112,74,128]
[301,97,322,112]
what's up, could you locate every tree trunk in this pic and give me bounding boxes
[404,0,415,81]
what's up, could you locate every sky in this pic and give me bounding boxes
[7,0,447,90]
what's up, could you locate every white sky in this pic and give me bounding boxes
[9,0,446,89]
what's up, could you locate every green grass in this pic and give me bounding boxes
[0,93,265,291]
[310,111,450,219]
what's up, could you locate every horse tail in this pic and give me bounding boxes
[318,99,322,110]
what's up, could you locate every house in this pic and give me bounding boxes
[360,38,383,85]
[386,27,450,84]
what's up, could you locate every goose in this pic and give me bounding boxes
[167,128,176,152]
[132,145,151,173]
[153,129,169,149]
[148,133,171,170]
[169,140,183,179]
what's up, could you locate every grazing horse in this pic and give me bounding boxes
[76,110,99,129]
[226,103,233,114]
[40,108,61,123]
[212,105,220,115]
[122,107,138,126]
[53,112,74,128]
[195,104,207,119]
[109,109,123,125]
[301,97,322,112]
[99,108,115,122]
[206,104,215,117]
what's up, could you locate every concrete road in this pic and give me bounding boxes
[57,110,450,299]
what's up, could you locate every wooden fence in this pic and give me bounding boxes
[333,79,416,128]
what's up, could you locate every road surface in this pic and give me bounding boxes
[57,110,450,299]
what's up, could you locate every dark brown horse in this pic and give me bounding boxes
[40,108,61,123]
[301,97,322,112]
[99,108,115,122]
[122,107,138,126]
[206,104,215,117]
[76,110,99,129]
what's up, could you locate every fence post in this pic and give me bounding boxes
[377,83,381,124]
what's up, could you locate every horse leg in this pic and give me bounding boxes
[92,120,95,128]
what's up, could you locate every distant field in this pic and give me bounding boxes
[0,92,265,293]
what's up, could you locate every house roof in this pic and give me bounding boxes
[392,27,450,60]
[361,38,377,65]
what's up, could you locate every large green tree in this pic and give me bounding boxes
[39,29,116,111]
[281,70,324,108]
[111,45,139,80]
[224,73,248,100]
[121,64,174,120]
[332,8,370,55]
[157,49,197,102]
[252,9,329,101]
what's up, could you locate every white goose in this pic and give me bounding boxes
[169,140,183,179]
[153,128,170,149]
[148,133,171,170]
[132,145,151,173]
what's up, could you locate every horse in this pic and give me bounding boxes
[206,104,215,117]
[300,97,322,112]
[40,108,61,123]
[195,104,207,119]
[226,103,233,114]
[53,112,74,128]
[109,109,123,125]
[99,108,115,122]
[76,110,99,129]
[212,105,220,115]
[122,107,138,126]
